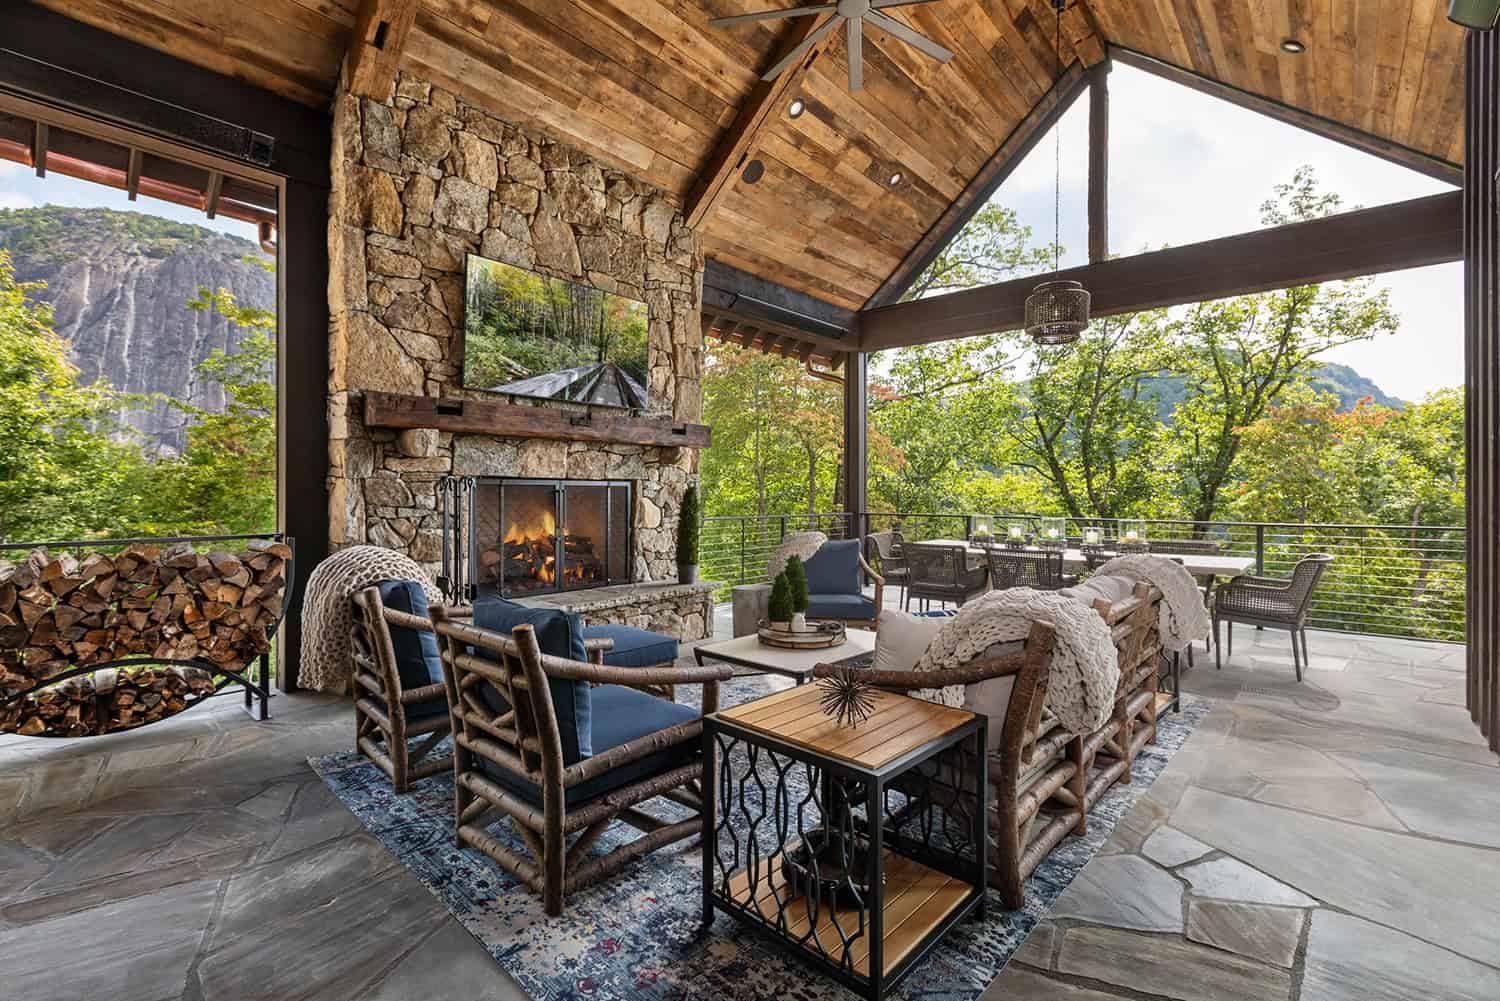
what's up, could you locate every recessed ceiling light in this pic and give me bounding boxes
[742,158,765,184]
[788,97,806,118]
[888,171,903,187]
[1280,38,1306,54]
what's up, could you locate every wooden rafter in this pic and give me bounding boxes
[684,13,837,231]
[1111,47,1462,185]
[862,61,1090,309]
[345,0,419,102]
[858,190,1462,350]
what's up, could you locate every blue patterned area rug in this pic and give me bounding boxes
[310,680,1209,1001]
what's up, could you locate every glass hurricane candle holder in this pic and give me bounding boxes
[1040,517,1066,548]
[1119,520,1149,552]
[1082,527,1102,547]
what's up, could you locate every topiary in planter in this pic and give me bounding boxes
[768,572,794,625]
[784,554,809,614]
[676,485,700,584]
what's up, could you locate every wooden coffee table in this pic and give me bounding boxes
[702,684,987,1001]
[693,628,877,685]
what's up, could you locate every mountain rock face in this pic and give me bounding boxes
[0,206,275,455]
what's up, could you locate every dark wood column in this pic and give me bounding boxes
[1087,60,1110,264]
[1465,25,1500,754]
[842,351,868,539]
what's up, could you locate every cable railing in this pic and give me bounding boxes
[701,511,1466,643]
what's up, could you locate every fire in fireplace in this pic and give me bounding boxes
[469,479,632,597]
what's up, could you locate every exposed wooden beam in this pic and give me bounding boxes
[1087,60,1109,264]
[684,14,836,230]
[1111,47,1463,186]
[858,190,1462,350]
[31,120,46,177]
[125,147,141,200]
[203,170,223,219]
[862,61,1090,309]
[345,0,419,102]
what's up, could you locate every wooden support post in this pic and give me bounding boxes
[1087,61,1110,264]
[842,351,868,537]
[125,148,142,200]
[31,121,46,177]
[204,170,223,219]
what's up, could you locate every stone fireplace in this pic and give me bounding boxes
[326,69,713,641]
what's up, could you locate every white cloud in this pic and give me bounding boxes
[0,190,34,210]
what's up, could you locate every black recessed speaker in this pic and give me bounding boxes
[1449,0,1500,29]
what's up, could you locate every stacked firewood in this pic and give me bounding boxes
[6,666,217,737]
[0,539,290,737]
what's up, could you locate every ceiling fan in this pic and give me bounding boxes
[709,0,955,92]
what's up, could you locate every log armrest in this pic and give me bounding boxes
[812,655,1025,692]
[539,657,732,689]
[858,553,885,614]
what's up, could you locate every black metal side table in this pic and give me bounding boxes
[702,685,988,1001]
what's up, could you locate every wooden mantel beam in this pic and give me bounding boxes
[858,190,1463,351]
[345,0,419,102]
[685,14,836,230]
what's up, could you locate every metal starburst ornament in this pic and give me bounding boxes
[817,665,877,727]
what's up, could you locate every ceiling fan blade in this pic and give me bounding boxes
[709,4,835,27]
[848,17,863,91]
[761,14,842,81]
[863,10,955,63]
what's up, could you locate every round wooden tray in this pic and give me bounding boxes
[757,619,847,649]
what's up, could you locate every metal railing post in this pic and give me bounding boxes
[739,519,747,585]
[1256,524,1265,575]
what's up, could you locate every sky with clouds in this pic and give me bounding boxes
[992,63,1462,403]
[0,62,1464,401]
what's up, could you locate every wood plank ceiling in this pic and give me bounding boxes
[32,0,1467,313]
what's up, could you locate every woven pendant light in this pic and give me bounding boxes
[1024,0,1090,346]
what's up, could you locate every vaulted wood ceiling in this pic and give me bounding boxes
[34,0,1467,312]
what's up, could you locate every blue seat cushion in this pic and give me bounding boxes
[806,593,878,621]
[473,596,591,762]
[367,692,450,722]
[803,539,862,596]
[582,624,679,668]
[376,580,443,691]
[476,685,699,808]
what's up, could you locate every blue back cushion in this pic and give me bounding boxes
[376,581,443,691]
[473,596,592,762]
[803,539,862,596]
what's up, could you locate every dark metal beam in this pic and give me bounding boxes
[1111,46,1463,186]
[841,352,868,537]
[31,120,45,176]
[1087,61,1109,263]
[862,61,1089,309]
[858,190,1463,351]
[703,257,855,344]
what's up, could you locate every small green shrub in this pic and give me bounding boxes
[768,572,794,623]
[676,484,700,566]
[784,554,809,613]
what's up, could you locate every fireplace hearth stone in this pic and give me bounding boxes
[512,580,718,643]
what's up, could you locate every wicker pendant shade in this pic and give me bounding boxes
[1025,280,1091,345]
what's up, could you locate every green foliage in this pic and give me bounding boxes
[0,206,238,267]
[784,554,809,613]
[677,484,700,566]
[768,572,794,623]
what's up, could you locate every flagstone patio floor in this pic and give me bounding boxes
[0,616,1493,1001]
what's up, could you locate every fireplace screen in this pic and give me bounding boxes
[471,479,632,597]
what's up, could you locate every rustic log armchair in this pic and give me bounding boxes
[816,620,1085,909]
[350,582,456,793]
[428,601,732,916]
[801,538,885,628]
[1214,554,1334,681]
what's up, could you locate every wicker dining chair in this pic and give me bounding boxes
[904,542,991,611]
[987,548,1077,592]
[1213,554,1334,681]
[865,531,909,607]
[428,604,732,915]
[351,583,464,793]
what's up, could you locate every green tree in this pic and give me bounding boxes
[899,203,1053,300]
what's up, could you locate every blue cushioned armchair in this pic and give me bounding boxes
[800,538,885,629]
[429,600,732,915]
[350,582,456,793]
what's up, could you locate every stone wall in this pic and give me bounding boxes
[326,70,704,585]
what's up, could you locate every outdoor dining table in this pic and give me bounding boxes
[918,539,1257,581]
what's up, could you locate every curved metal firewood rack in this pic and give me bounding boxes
[0,533,295,738]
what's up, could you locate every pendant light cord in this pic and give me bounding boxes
[1053,0,1062,276]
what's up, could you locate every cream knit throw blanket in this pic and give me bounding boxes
[1093,553,1211,653]
[765,531,827,579]
[913,587,1120,736]
[299,546,442,693]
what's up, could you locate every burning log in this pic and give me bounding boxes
[0,540,290,737]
